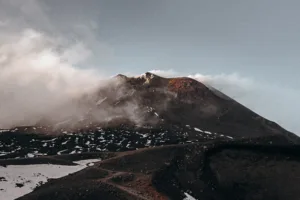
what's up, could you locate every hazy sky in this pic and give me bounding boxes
[0,0,299,133]
[36,0,300,84]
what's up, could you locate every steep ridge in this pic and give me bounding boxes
[81,72,298,140]
[16,136,300,200]
[105,72,298,140]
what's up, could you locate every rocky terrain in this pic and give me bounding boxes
[1,72,300,200]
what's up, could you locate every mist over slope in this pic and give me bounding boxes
[0,29,104,128]
[0,0,114,128]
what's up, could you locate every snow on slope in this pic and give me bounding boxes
[0,159,101,200]
[184,192,197,200]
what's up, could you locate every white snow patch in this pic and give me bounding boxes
[57,149,68,155]
[40,138,57,142]
[204,131,212,135]
[70,150,76,154]
[146,140,152,146]
[184,192,197,200]
[0,152,8,156]
[0,159,101,200]
[26,153,34,158]
[194,128,203,132]
[61,140,68,145]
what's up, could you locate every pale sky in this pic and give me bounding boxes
[0,0,299,133]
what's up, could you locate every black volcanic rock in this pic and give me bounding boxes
[109,73,298,141]
[110,73,298,141]
[16,136,300,200]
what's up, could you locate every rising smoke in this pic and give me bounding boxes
[0,28,148,129]
[0,29,105,128]
[0,0,150,129]
[0,0,107,128]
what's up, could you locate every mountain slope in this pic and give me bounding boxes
[16,136,300,200]
[92,72,298,140]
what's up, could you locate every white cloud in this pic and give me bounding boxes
[0,28,103,128]
[61,42,92,65]
[0,0,119,128]
[149,69,178,78]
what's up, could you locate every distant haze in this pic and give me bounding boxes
[0,0,299,134]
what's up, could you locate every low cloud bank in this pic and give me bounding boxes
[0,29,104,128]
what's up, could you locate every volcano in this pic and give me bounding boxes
[1,72,300,200]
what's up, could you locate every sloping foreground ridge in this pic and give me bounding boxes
[17,136,300,200]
